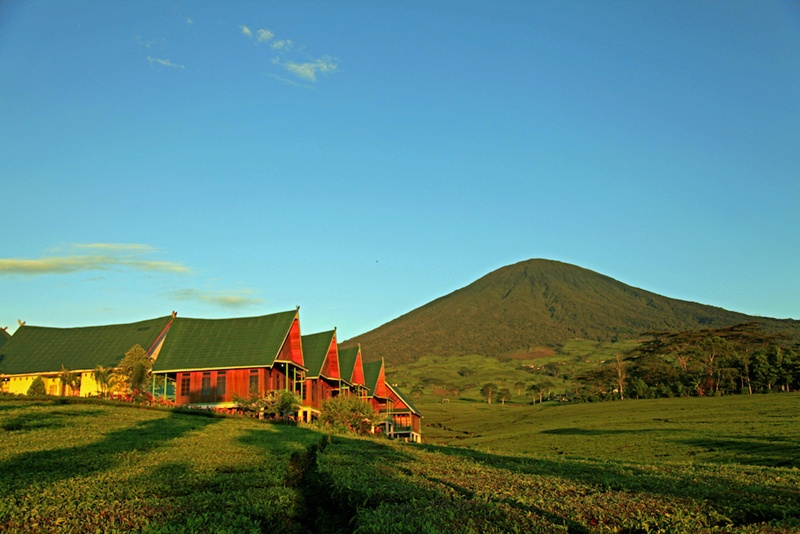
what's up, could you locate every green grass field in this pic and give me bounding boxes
[416,394,800,466]
[1,394,799,533]
[386,339,641,404]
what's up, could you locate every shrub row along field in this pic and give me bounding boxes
[2,395,800,533]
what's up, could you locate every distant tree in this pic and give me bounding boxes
[627,351,681,394]
[610,353,628,400]
[628,378,649,400]
[27,376,46,396]
[480,383,498,404]
[92,365,116,397]
[58,365,79,397]
[514,381,525,396]
[497,388,511,406]
[457,367,475,378]
[445,382,461,396]
[576,365,618,400]
[542,362,561,377]
[526,383,542,404]
[692,336,734,395]
[629,322,792,399]
[411,384,424,400]
[117,344,152,395]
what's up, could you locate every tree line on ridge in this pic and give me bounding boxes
[574,322,799,402]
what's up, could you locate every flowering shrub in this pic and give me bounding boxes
[318,394,377,435]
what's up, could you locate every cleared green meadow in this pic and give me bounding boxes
[1,394,799,533]
[386,339,641,404]
[416,393,800,467]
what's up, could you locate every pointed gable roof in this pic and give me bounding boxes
[152,310,299,373]
[338,345,365,386]
[0,316,174,375]
[364,358,388,398]
[301,329,337,378]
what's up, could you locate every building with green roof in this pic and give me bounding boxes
[337,344,367,397]
[0,308,422,439]
[0,315,174,396]
[364,357,422,443]
[300,329,341,420]
[151,309,306,408]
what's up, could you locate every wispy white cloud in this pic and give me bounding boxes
[241,25,275,44]
[0,243,189,276]
[135,35,166,50]
[240,23,337,84]
[264,72,314,89]
[167,288,265,308]
[270,39,291,50]
[284,56,338,82]
[257,29,275,43]
[147,56,185,69]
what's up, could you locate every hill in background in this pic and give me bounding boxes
[345,259,799,365]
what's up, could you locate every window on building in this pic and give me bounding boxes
[216,372,227,397]
[180,374,190,396]
[201,372,211,398]
[249,370,259,394]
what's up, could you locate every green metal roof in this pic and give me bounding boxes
[301,330,335,377]
[363,359,384,397]
[338,345,359,383]
[0,316,173,375]
[0,328,10,349]
[152,310,297,373]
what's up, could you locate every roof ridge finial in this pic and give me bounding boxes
[17,319,26,327]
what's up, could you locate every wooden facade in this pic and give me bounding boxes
[1,309,422,441]
[364,358,422,443]
[174,366,300,405]
[151,310,307,408]
[301,330,342,413]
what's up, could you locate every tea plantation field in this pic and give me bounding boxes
[1,394,799,533]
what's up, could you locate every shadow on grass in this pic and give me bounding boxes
[540,427,676,436]
[1,407,108,431]
[237,422,320,455]
[0,408,222,493]
[677,434,800,468]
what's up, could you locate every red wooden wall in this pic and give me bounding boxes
[174,366,288,405]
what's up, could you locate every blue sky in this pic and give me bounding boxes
[2,1,799,339]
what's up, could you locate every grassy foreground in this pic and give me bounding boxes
[1,395,799,533]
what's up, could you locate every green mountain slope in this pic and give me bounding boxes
[346,259,798,364]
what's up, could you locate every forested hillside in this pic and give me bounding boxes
[345,259,799,364]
